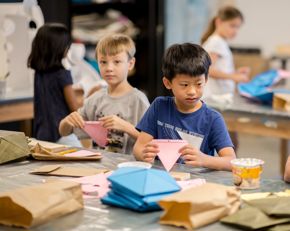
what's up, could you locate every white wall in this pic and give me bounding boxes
[231,0,290,57]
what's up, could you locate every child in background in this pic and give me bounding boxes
[28,23,82,146]
[201,6,250,149]
[59,34,150,154]
[201,6,250,98]
[133,43,236,171]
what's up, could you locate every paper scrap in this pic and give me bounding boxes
[64,150,101,157]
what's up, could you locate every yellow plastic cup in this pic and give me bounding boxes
[231,158,264,189]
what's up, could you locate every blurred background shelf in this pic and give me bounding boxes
[38,0,165,101]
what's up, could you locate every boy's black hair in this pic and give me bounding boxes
[162,43,211,81]
[28,23,71,72]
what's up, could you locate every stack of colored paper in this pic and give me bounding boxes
[101,167,181,212]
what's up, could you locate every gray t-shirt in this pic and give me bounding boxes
[77,88,150,154]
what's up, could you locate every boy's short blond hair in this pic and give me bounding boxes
[96,34,136,60]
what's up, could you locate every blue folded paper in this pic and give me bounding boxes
[238,69,290,104]
[101,167,181,212]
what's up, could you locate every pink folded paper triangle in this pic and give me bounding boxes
[152,139,188,171]
[83,121,108,147]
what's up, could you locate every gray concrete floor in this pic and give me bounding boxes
[237,133,282,179]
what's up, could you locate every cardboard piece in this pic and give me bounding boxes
[31,144,102,161]
[159,183,240,230]
[30,165,109,177]
[0,130,30,164]
[101,167,181,212]
[83,121,108,147]
[170,171,191,181]
[152,139,188,171]
[273,93,290,112]
[0,180,83,228]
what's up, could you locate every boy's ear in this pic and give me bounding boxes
[162,77,172,90]
[128,57,135,71]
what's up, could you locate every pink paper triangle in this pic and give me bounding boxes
[152,139,188,171]
[83,121,108,147]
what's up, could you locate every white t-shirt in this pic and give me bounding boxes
[203,34,235,96]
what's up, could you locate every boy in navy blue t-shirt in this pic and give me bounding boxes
[133,43,236,171]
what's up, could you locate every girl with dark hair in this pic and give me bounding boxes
[28,23,81,146]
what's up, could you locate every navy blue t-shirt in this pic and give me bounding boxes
[136,96,233,156]
[34,69,73,142]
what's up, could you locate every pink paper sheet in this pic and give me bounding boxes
[151,139,188,171]
[83,121,108,147]
[177,178,206,191]
[64,150,101,157]
[71,172,112,198]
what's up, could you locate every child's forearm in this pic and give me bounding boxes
[133,144,144,161]
[123,123,139,139]
[209,68,232,80]
[201,154,234,171]
[59,119,73,136]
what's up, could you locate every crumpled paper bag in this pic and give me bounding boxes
[158,183,241,230]
[31,143,102,161]
[0,130,30,164]
[221,205,290,230]
[246,197,290,216]
[0,180,83,228]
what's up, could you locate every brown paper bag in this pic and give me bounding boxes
[0,130,30,164]
[221,205,290,230]
[30,164,109,177]
[158,183,241,230]
[273,93,290,112]
[0,180,83,228]
[31,143,102,161]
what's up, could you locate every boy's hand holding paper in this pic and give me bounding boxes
[179,145,208,167]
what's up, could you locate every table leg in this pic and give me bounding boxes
[20,120,32,137]
[280,139,288,175]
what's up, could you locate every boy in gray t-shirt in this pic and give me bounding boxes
[59,34,149,154]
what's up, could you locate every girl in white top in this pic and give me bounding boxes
[201,6,250,97]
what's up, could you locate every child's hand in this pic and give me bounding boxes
[231,72,249,83]
[63,111,85,129]
[179,145,208,167]
[141,143,159,163]
[99,115,128,132]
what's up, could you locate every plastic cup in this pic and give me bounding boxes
[230,158,264,189]
[117,161,152,169]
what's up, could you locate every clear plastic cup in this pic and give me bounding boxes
[231,158,264,189]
